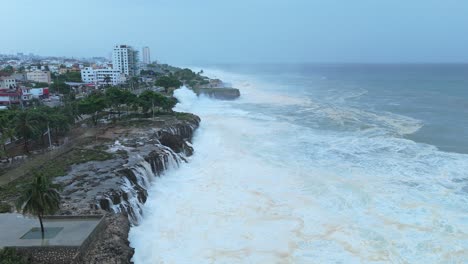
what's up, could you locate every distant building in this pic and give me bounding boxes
[18,87,32,102]
[81,67,125,86]
[0,77,17,89]
[0,89,20,105]
[0,87,31,105]
[12,73,26,82]
[142,47,151,65]
[59,67,80,74]
[26,70,51,84]
[112,44,138,76]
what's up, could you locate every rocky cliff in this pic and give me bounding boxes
[55,113,200,263]
[192,87,241,100]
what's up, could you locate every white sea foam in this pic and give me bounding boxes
[129,71,468,263]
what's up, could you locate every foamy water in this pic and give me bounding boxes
[130,68,468,263]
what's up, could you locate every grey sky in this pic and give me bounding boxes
[1,0,467,64]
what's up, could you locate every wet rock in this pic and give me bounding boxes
[52,115,201,263]
[80,214,134,264]
[99,198,111,211]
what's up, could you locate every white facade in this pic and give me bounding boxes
[81,67,95,83]
[142,47,151,64]
[0,77,17,89]
[19,87,32,101]
[26,70,51,84]
[112,44,138,76]
[81,67,125,86]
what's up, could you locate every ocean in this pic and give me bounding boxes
[129,64,468,263]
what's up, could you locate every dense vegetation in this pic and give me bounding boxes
[49,71,82,94]
[172,68,209,88]
[0,65,14,76]
[155,75,182,93]
[0,87,178,157]
[141,64,209,89]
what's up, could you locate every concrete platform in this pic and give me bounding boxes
[0,213,103,248]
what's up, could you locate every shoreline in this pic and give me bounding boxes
[0,112,201,263]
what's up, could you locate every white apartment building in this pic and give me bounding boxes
[142,46,151,64]
[0,77,17,89]
[112,44,138,76]
[26,70,51,84]
[81,67,126,86]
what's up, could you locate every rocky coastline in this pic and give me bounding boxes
[0,113,200,263]
[61,113,200,263]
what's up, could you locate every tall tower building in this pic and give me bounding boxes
[142,46,151,65]
[112,44,138,76]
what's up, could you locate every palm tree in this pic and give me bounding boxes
[0,126,15,159]
[14,110,39,153]
[16,173,61,239]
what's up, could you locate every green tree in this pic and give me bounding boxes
[106,87,124,118]
[106,87,136,118]
[155,75,182,93]
[138,91,177,116]
[50,81,70,94]
[161,97,178,112]
[0,65,14,74]
[62,101,81,124]
[62,71,82,82]
[33,107,72,144]
[14,110,40,153]
[78,92,107,125]
[123,90,138,114]
[16,173,61,239]
[130,76,140,90]
[137,90,157,114]
[0,127,15,159]
[174,68,197,82]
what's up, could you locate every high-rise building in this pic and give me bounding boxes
[142,46,151,65]
[112,44,138,76]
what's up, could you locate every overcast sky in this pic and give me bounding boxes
[1,0,468,64]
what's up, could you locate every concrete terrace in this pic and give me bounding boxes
[0,214,103,248]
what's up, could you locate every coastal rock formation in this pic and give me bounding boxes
[54,114,200,263]
[192,87,241,100]
[79,214,134,264]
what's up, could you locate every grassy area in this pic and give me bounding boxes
[175,112,197,121]
[38,148,115,178]
[0,113,196,203]
[0,147,115,201]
